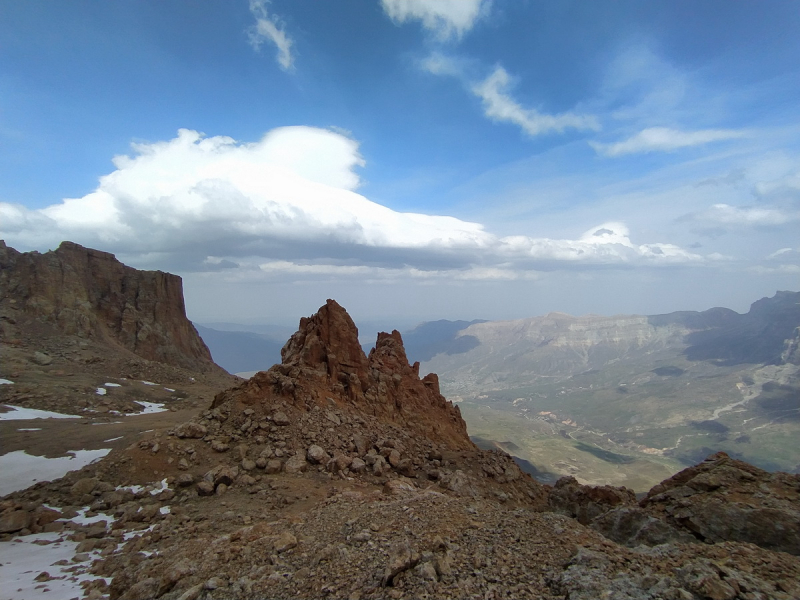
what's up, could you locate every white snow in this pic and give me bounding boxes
[95,387,107,395]
[0,405,80,420]
[17,428,42,432]
[164,387,175,392]
[0,378,13,385]
[0,532,109,600]
[57,507,111,527]
[0,449,111,496]
[128,401,168,415]
[104,382,121,387]
[140,380,157,386]
[103,436,123,442]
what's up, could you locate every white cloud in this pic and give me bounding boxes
[766,247,795,259]
[248,0,294,71]
[420,52,462,77]
[381,0,490,40]
[0,127,705,277]
[701,203,799,226]
[472,67,600,137]
[591,127,745,157]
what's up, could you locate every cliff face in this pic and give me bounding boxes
[212,299,474,450]
[0,240,217,372]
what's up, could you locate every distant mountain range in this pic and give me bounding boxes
[193,324,285,374]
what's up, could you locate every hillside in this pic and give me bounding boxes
[417,292,800,488]
[1,298,798,600]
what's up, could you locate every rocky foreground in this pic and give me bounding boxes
[1,299,799,600]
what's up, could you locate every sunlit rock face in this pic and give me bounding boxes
[212,299,474,451]
[0,240,218,372]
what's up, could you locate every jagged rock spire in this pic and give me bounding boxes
[212,299,474,450]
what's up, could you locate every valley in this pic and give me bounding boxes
[415,293,800,490]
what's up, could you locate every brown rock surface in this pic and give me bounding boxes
[3,289,800,600]
[641,451,800,555]
[0,240,220,372]
[211,299,472,450]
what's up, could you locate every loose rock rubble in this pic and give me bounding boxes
[2,298,800,600]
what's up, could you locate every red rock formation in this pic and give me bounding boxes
[0,240,218,372]
[212,299,474,450]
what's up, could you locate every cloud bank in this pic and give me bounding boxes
[0,127,707,278]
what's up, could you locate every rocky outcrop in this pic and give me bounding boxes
[212,299,473,450]
[545,452,800,554]
[548,475,637,525]
[641,451,800,555]
[0,240,218,372]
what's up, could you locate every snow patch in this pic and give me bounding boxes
[95,387,107,395]
[140,380,157,386]
[0,405,80,420]
[17,428,42,432]
[128,401,168,415]
[104,382,121,387]
[0,378,13,385]
[0,532,109,600]
[0,449,111,496]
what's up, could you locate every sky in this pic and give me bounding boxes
[1,0,799,329]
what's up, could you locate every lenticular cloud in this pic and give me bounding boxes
[0,126,702,275]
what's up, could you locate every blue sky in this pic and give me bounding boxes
[1,1,798,327]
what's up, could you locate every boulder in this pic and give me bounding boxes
[0,510,31,533]
[284,453,308,474]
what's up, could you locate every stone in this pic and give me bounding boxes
[353,435,370,456]
[372,455,388,476]
[273,411,290,426]
[71,477,98,497]
[415,561,438,582]
[118,577,160,600]
[176,583,204,600]
[0,510,31,533]
[241,458,256,471]
[329,453,352,472]
[32,351,52,365]
[273,531,298,553]
[382,541,420,587]
[265,459,283,474]
[307,444,330,465]
[176,473,194,487]
[387,449,401,467]
[396,458,416,477]
[350,457,367,474]
[383,479,416,496]
[284,453,308,474]
[175,423,207,439]
[211,440,230,453]
[212,466,238,487]
[196,481,215,496]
